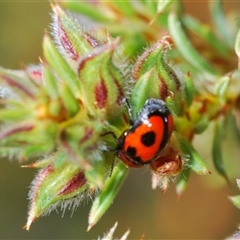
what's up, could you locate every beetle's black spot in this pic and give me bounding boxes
[141,131,156,147]
[126,146,144,164]
[134,156,142,163]
[126,146,137,158]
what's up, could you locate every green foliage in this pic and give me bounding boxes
[1,1,240,237]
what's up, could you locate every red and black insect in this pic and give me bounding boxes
[105,98,174,168]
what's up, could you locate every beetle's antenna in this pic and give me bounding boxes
[125,98,134,125]
[108,158,115,177]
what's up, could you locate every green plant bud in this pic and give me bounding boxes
[24,161,88,230]
[130,70,159,118]
[61,1,167,57]
[131,37,183,116]
[88,161,128,231]
[178,135,210,175]
[78,41,125,118]
[52,5,103,69]
[43,33,80,96]
[59,82,80,118]
[132,38,167,81]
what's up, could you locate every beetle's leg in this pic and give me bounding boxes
[101,131,119,144]
[101,131,118,177]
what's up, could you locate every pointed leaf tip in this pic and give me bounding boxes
[88,162,128,230]
[120,229,130,240]
[104,222,118,238]
[178,136,210,175]
[23,216,35,231]
[229,195,240,209]
[26,161,88,229]
[236,179,240,189]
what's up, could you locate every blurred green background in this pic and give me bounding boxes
[1,1,240,239]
